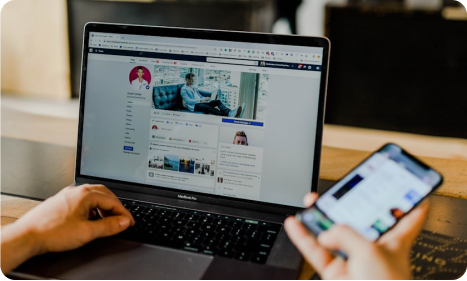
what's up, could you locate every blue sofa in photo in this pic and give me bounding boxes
[152,83,212,114]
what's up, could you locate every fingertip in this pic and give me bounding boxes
[119,216,131,229]
[285,215,296,223]
[284,216,295,229]
[400,199,430,226]
[418,199,430,211]
[303,192,318,207]
[284,216,298,231]
[421,197,430,204]
[284,216,308,238]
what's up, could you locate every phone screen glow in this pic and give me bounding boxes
[308,144,441,241]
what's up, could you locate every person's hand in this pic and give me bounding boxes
[202,97,210,102]
[1,184,134,274]
[284,192,429,280]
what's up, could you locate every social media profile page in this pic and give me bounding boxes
[81,34,324,207]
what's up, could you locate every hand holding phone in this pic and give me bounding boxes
[284,198,430,279]
[297,143,442,242]
[285,143,442,279]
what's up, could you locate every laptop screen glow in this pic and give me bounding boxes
[80,31,325,208]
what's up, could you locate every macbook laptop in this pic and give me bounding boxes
[12,22,330,279]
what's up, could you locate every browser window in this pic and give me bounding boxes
[81,32,324,207]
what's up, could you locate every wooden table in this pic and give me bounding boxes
[2,106,467,279]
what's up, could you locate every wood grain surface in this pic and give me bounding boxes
[319,146,467,199]
[1,196,40,226]
[323,124,467,161]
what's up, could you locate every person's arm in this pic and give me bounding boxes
[1,224,39,275]
[194,88,210,101]
[198,89,212,98]
[1,184,134,274]
[284,192,429,280]
[180,87,202,106]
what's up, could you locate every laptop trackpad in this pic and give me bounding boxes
[13,238,213,280]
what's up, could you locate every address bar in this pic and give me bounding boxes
[207,57,258,66]
[105,40,197,49]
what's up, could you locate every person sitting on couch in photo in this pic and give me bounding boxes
[233,131,248,146]
[181,73,243,117]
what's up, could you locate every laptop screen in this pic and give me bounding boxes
[78,25,328,208]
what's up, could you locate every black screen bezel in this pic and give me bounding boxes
[301,143,443,238]
[75,22,330,215]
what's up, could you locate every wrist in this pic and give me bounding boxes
[1,223,44,273]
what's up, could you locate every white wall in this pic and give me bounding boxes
[297,0,348,36]
[273,0,348,36]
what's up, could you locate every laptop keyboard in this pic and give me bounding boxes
[115,198,282,264]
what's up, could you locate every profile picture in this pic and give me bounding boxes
[129,66,151,90]
[233,131,248,146]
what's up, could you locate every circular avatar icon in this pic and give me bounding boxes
[129,66,151,90]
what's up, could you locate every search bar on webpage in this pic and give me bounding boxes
[206,57,258,66]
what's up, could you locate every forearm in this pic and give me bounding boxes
[181,95,198,105]
[198,90,211,97]
[181,89,202,105]
[1,224,41,274]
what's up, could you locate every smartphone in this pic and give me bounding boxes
[296,143,443,244]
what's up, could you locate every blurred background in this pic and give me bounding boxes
[2,0,467,138]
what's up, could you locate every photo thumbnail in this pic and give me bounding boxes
[195,163,213,176]
[148,154,164,169]
[164,154,180,171]
[179,157,195,174]
[152,66,269,120]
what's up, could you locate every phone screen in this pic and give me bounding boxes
[299,144,442,241]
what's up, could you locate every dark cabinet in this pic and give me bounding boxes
[324,4,467,138]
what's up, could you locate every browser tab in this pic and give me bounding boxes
[206,57,258,66]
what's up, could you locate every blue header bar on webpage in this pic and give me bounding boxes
[222,119,264,127]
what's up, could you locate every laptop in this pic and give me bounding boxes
[12,22,330,279]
